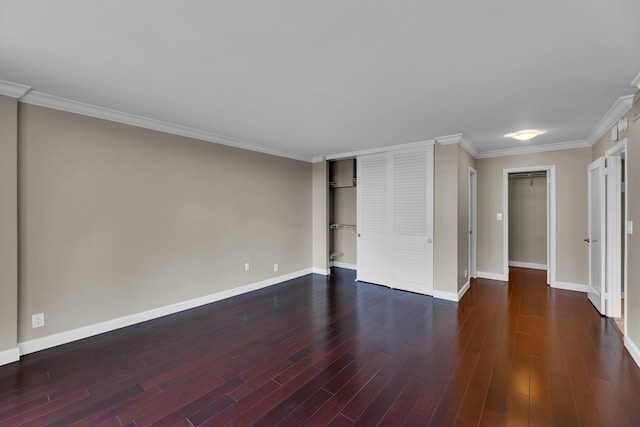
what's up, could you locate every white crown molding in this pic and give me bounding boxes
[476,139,590,159]
[632,71,640,90]
[19,90,312,163]
[435,133,480,158]
[435,133,464,145]
[585,95,634,146]
[324,139,435,160]
[0,79,31,99]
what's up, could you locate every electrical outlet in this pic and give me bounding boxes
[274,263,279,272]
[464,269,468,278]
[32,313,45,328]
[244,263,250,271]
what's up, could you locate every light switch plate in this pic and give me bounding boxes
[628,220,634,235]
[497,213,503,221]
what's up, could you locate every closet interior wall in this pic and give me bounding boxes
[329,159,357,269]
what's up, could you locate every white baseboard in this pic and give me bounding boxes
[625,335,640,369]
[434,280,470,302]
[552,281,587,293]
[0,347,20,366]
[477,271,508,281]
[329,261,357,271]
[312,267,330,275]
[508,261,547,270]
[459,280,471,300]
[19,268,313,356]
[433,290,458,302]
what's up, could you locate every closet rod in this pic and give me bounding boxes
[508,172,547,179]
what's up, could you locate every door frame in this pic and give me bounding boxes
[502,165,556,285]
[469,167,477,279]
[605,139,627,326]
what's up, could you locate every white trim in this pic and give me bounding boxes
[330,261,357,271]
[312,155,325,163]
[477,271,508,281]
[469,167,478,279]
[324,139,435,161]
[433,290,458,302]
[624,335,640,369]
[19,269,312,356]
[312,267,331,275]
[19,91,311,163]
[553,281,587,293]
[458,280,471,300]
[434,281,469,302]
[476,140,589,159]
[435,133,480,158]
[508,261,547,270]
[585,95,633,146]
[0,79,31,99]
[0,347,20,366]
[631,71,640,90]
[503,165,556,287]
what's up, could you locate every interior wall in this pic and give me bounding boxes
[591,107,640,356]
[0,95,18,354]
[434,142,458,295]
[312,161,329,272]
[18,104,312,342]
[476,148,590,285]
[508,175,547,266]
[457,145,476,290]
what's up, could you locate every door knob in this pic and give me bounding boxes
[584,238,590,243]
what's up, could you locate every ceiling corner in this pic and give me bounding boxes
[0,79,31,99]
[585,95,634,146]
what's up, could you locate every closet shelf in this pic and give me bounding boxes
[330,224,357,231]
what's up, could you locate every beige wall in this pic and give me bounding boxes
[18,104,312,342]
[312,161,329,271]
[477,148,591,285]
[457,146,476,290]
[590,107,640,354]
[508,176,547,265]
[434,143,458,295]
[0,96,18,353]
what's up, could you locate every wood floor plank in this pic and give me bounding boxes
[0,267,639,426]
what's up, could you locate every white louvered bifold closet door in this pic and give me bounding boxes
[356,152,392,286]
[356,144,434,295]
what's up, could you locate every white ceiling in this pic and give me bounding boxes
[1,1,640,161]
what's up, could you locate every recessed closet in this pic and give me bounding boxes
[508,171,548,271]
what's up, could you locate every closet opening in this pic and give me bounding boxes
[508,171,548,272]
[503,166,556,286]
[328,159,357,273]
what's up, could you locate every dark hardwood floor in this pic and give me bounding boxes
[1,267,640,426]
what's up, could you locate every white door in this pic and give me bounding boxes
[356,145,434,295]
[391,147,433,294]
[357,153,392,286]
[587,158,607,315]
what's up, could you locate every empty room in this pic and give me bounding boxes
[2,1,640,425]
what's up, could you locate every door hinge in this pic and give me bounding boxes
[603,167,608,176]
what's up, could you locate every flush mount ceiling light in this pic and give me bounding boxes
[504,129,547,141]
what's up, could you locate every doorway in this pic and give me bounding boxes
[503,166,556,286]
[469,167,477,279]
[605,139,627,333]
